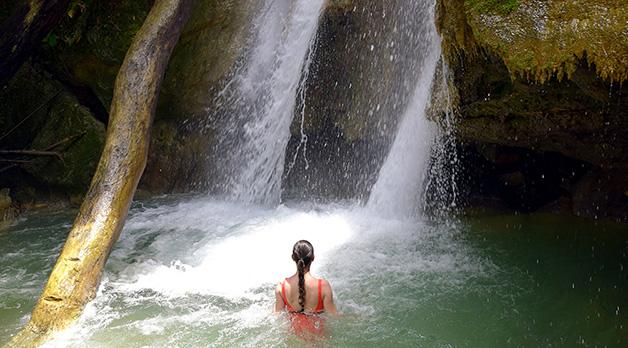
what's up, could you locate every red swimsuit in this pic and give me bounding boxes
[281,278,325,336]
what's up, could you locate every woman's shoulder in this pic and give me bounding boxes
[316,277,333,290]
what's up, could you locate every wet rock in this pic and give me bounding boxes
[24,93,105,193]
[437,0,628,168]
[158,0,254,122]
[499,171,525,187]
[572,169,628,222]
[41,0,154,109]
[436,0,627,221]
[140,122,214,193]
[0,188,18,223]
[439,0,627,82]
[0,63,59,150]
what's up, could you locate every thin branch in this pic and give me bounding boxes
[0,90,62,143]
[0,164,17,173]
[43,131,87,151]
[0,150,62,161]
[0,159,32,163]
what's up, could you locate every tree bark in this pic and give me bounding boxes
[6,0,195,346]
[0,0,71,87]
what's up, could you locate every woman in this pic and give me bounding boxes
[275,240,337,335]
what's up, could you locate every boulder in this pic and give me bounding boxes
[25,92,105,193]
[0,63,59,150]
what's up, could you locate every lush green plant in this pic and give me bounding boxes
[466,0,519,15]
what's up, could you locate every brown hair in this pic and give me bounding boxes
[291,240,314,312]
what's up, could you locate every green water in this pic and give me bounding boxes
[0,199,626,347]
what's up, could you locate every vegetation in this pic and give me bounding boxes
[465,0,518,16]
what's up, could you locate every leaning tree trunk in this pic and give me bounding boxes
[0,0,70,87]
[7,0,195,346]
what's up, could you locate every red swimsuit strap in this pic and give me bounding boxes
[283,278,324,313]
[315,278,324,312]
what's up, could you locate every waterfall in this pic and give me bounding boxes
[212,0,325,205]
[367,0,441,218]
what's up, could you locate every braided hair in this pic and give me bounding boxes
[292,240,314,312]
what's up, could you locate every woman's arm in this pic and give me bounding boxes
[322,279,338,315]
[274,283,285,313]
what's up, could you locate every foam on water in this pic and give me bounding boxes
[39,197,484,347]
[115,203,354,298]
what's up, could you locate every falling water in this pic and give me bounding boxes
[367,1,441,217]
[212,0,325,204]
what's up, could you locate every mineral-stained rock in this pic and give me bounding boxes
[437,0,627,166]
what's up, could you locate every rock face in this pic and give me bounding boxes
[0,63,106,205]
[436,0,628,221]
[0,0,254,207]
[143,0,254,192]
[25,92,105,192]
[0,0,626,222]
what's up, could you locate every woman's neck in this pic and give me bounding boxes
[296,269,310,277]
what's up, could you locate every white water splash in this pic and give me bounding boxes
[367,1,441,218]
[215,0,326,205]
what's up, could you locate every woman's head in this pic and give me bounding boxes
[292,240,314,312]
[292,240,314,269]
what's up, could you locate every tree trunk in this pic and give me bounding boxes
[0,0,70,87]
[6,0,195,346]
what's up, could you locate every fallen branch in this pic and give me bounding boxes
[0,150,62,162]
[0,164,17,173]
[0,132,87,168]
[0,90,63,143]
[43,131,87,151]
[0,159,32,164]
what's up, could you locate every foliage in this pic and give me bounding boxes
[465,0,519,16]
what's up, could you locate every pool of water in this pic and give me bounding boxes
[1,196,626,347]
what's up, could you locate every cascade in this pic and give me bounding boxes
[367,0,441,218]
[212,0,326,204]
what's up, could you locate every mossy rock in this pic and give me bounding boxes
[42,0,153,109]
[25,93,105,192]
[465,0,519,16]
[0,63,61,149]
[440,0,628,82]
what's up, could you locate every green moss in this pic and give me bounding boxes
[440,0,628,83]
[465,0,518,15]
[40,0,153,109]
